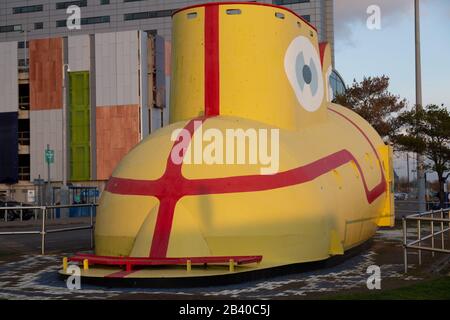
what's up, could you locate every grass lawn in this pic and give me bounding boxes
[324,277,450,300]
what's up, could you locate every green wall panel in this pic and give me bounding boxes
[69,71,90,181]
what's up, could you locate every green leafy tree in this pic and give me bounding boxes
[394,104,450,207]
[334,75,406,139]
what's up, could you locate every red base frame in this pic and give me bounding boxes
[68,253,263,272]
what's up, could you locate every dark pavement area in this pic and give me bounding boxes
[0,219,449,300]
[0,218,93,257]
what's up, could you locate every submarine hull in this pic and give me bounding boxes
[60,2,394,281]
[93,106,392,267]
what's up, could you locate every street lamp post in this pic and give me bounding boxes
[415,0,426,212]
[61,63,71,218]
[62,63,70,187]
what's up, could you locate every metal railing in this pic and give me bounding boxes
[395,200,450,215]
[0,203,97,255]
[402,207,450,273]
[1,202,36,222]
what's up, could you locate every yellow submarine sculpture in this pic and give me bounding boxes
[63,2,394,281]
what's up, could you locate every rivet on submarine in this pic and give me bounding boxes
[61,2,394,282]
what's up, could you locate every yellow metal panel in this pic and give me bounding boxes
[129,205,160,257]
[112,121,187,180]
[95,192,158,256]
[166,202,212,258]
[219,4,325,130]
[329,230,344,255]
[377,144,395,227]
[169,7,205,122]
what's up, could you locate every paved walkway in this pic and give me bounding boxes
[1,226,443,300]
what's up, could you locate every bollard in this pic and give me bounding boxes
[63,257,68,272]
[186,260,192,272]
[229,259,235,272]
[83,259,89,270]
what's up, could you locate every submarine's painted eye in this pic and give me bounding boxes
[325,66,333,102]
[284,36,324,112]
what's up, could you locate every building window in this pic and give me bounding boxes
[301,15,311,22]
[101,0,110,4]
[56,15,110,27]
[330,70,346,98]
[13,5,44,14]
[273,0,310,4]
[17,41,29,49]
[34,22,44,30]
[56,1,88,10]
[18,59,30,67]
[124,9,174,21]
[0,25,22,33]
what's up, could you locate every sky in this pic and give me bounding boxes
[334,0,450,109]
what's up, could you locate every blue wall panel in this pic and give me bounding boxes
[0,112,18,183]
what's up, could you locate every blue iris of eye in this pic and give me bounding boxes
[295,52,319,96]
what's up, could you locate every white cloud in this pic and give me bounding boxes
[335,0,413,45]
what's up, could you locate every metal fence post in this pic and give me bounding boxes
[417,219,422,265]
[431,212,435,257]
[41,206,46,255]
[403,217,408,273]
[4,203,7,222]
[441,209,445,249]
[90,204,94,249]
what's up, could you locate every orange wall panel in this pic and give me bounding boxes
[29,38,63,110]
[96,105,140,180]
[165,41,171,76]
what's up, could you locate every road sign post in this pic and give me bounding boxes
[45,145,54,181]
[45,145,55,205]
